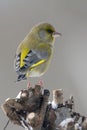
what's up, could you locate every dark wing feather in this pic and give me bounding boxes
[15,49,48,73]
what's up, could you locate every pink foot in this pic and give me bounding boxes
[27,81,32,89]
[37,80,44,87]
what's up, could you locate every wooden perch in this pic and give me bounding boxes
[1,85,87,130]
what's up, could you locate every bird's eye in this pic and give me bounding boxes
[46,29,53,34]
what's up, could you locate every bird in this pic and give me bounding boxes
[14,22,61,82]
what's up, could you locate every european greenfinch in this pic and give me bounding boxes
[14,23,61,81]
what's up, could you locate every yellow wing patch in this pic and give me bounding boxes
[20,48,29,67]
[26,59,46,77]
[30,59,45,69]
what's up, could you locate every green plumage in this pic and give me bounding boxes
[14,22,61,81]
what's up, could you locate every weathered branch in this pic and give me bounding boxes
[1,85,87,130]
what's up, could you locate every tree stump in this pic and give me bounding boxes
[1,85,87,130]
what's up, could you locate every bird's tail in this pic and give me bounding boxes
[16,73,27,82]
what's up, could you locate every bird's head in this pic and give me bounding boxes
[31,22,61,45]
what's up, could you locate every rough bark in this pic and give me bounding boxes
[1,85,87,130]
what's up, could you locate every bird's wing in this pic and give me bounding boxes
[15,49,49,73]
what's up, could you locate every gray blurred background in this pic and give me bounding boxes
[0,0,87,129]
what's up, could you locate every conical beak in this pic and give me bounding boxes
[52,32,62,38]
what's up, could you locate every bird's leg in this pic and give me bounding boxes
[27,81,32,89]
[37,79,44,87]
